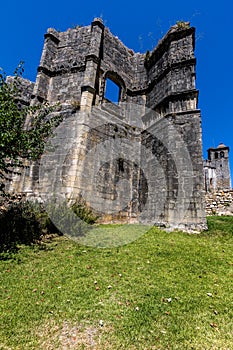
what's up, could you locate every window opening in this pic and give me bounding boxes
[104,78,120,103]
[220,151,224,158]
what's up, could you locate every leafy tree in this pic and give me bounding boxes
[0,62,61,194]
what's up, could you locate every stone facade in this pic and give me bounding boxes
[8,18,207,231]
[204,143,231,192]
[6,76,35,107]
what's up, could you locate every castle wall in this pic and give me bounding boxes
[101,28,136,89]
[145,29,196,111]
[172,112,206,227]
[8,19,208,231]
[48,71,85,103]
[141,110,206,230]
[31,26,92,104]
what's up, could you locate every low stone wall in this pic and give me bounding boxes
[205,189,233,216]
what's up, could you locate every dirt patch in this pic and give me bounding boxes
[37,319,112,349]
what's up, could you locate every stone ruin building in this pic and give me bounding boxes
[8,18,208,231]
[204,143,231,192]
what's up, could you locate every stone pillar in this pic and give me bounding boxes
[32,29,60,102]
[80,18,104,111]
[80,86,96,112]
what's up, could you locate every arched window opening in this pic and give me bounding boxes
[220,151,224,158]
[104,78,121,103]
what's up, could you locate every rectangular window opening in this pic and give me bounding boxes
[105,78,121,104]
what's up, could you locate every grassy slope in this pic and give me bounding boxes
[0,216,233,349]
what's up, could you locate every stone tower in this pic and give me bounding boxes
[8,18,207,231]
[204,143,231,191]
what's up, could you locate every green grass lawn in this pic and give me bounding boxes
[0,216,233,349]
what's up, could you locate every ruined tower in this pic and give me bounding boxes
[9,18,207,231]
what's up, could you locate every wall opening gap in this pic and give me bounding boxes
[105,78,121,104]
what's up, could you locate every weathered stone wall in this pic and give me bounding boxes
[141,110,206,231]
[6,76,35,106]
[33,26,92,104]
[49,71,85,103]
[206,190,233,216]
[204,145,231,191]
[101,28,137,89]
[145,27,196,111]
[7,19,207,231]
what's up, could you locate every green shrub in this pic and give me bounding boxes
[176,20,190,30]
[71,197,99,225]
[0,200,37,253]
[0,196,98,254]
[0,199,59,254]
[45,196,99,239]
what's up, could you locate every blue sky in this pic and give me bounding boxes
[1,0,233,181]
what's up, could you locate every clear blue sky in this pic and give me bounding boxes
[1,0,232,181]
